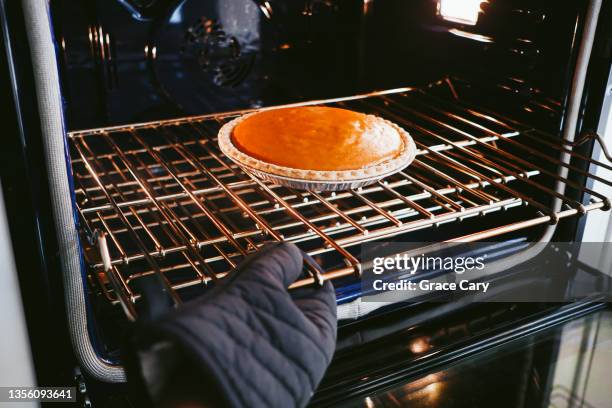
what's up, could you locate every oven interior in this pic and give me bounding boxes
[49,0,612,390]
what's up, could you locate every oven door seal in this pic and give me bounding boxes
[21,0,126,382]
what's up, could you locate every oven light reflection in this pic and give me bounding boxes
[361,373,446,406]
[169,5,183,24]
[422,381,441,397]
[448,28,493,43]
[259,1,273,19]
[144,45,157,59]
[411,373,444,402]
[409,336,431,354]
[438,0,488,26]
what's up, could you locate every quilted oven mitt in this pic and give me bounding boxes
[126,242,337,408]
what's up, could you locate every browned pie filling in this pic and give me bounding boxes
[231,106,404,171]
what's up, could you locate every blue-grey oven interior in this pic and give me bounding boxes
[1,0,611,406]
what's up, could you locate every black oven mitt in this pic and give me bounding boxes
[125,242,337,408]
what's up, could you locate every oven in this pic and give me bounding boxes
[1,0,611,406]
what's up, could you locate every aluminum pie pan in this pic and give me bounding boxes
[218,112,417,192]
[229,159,414,191]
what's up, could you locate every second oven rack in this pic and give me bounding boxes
[68,80,612,320]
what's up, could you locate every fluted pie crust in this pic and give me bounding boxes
[218,107,416,185]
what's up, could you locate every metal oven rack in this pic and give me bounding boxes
[68,81,612,320]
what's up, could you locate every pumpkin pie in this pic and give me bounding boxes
[218,106,416,190]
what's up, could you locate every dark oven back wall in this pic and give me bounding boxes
[52,0,364,129]
[51,0,586,131]
[361,0,585,92]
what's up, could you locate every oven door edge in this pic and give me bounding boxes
[16,0,126,383]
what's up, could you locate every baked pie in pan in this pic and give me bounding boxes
[218,106,416,191]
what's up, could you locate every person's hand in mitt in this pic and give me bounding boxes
[126,242,337,408]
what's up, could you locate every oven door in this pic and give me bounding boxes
[321,308,612,408]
